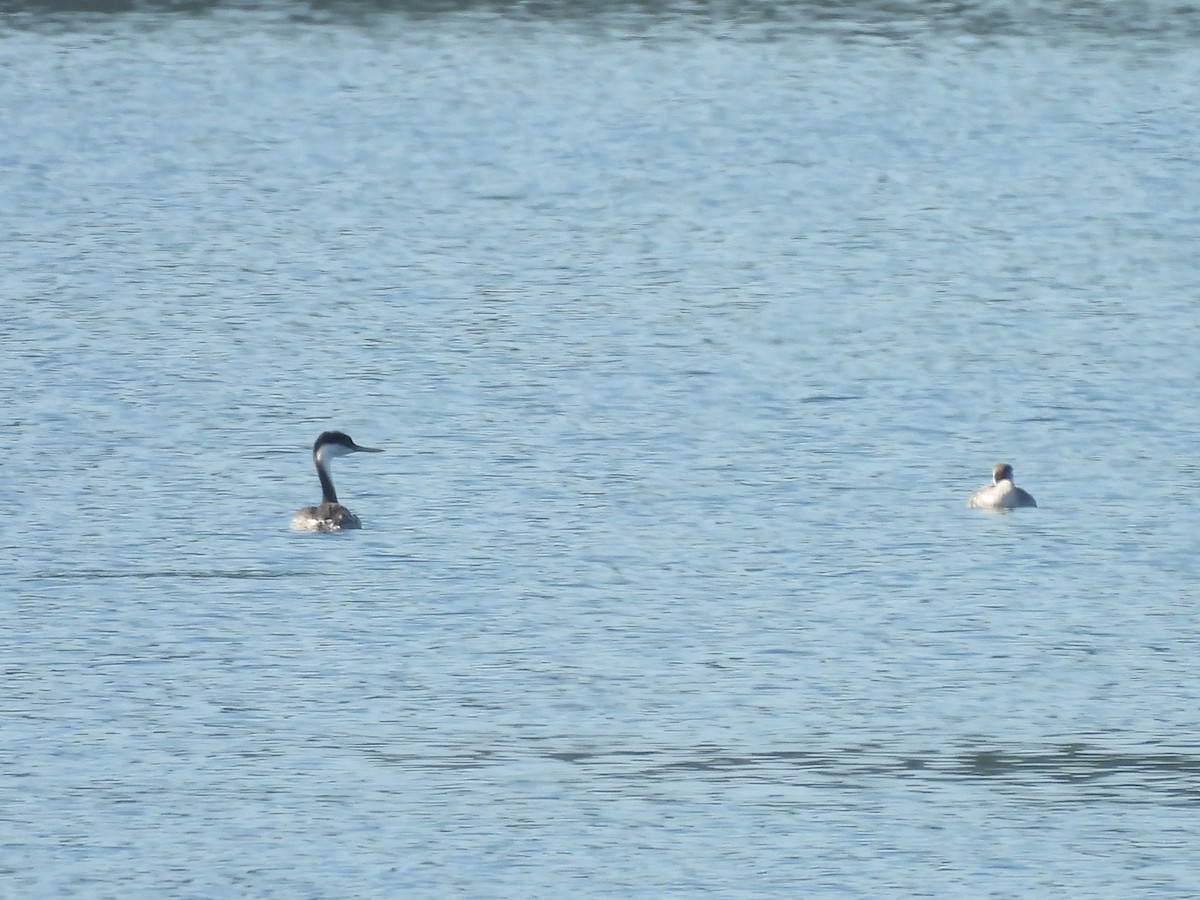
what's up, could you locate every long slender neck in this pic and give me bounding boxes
[315,455,338,504]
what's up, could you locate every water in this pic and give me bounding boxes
[3,1,1200,895]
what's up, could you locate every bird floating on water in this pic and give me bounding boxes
[967,462,1037,510]
[290,431,383,531]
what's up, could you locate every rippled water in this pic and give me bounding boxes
[3,2,1200,896]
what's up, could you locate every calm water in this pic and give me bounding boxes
[3,1,1200,895]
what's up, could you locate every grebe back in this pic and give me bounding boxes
[290,431,382,531]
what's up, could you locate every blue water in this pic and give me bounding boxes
[3,2,1200,896]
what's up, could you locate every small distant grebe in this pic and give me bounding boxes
[967,463,1037,510]
[290,431,383,531]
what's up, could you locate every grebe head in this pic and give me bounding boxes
[993,463,1015,484]
[313,430,383,467]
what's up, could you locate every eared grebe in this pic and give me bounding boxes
[967,463,1036,510]
[290,431,382,531]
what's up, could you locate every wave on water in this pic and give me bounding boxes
[6,0,1200,45]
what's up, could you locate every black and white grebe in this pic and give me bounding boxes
[291,431,383,531]
[967,463,1037,510]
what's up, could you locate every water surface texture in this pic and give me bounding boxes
[3,1,1200,896]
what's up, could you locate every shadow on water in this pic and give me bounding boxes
[370,740,1200,803]
[5,0,1200,42]
[576,743,1200,792]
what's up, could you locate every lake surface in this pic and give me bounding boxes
[3,1,1200,895]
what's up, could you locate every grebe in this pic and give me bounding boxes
[967,463,1037,510]
[290,431,383,531]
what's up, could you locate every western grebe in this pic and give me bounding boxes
[290,431,383,531]
[967,463,1037,510]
